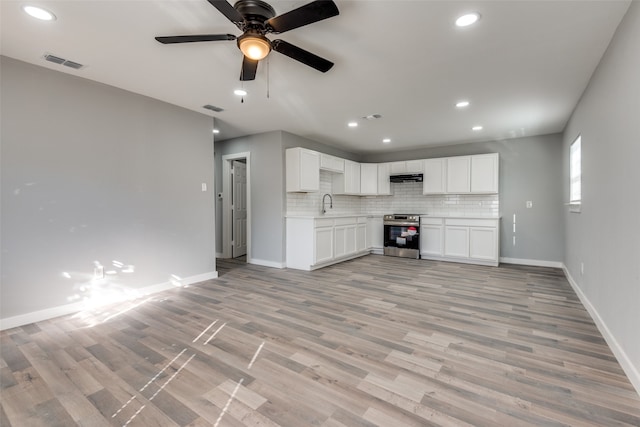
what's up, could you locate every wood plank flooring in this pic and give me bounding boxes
[2,255,639,426]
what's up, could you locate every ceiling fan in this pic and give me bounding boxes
[155,0,339,81]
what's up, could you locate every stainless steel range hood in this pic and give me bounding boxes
[389,173,423,183]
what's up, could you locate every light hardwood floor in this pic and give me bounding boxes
[2,255,639,426]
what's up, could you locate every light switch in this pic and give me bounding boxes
[201,183,207,192]
[526,201,533,208]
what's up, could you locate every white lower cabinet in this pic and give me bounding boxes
[367,216,384,254]
[286,216,370,271]
[444,226,470,258]
[421,216,499,266]
[314,226,334,264]
[420,218,444,257]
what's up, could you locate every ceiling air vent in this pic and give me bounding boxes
[203,104,224,113]
[43,53,85,70]
[44,54,65,64]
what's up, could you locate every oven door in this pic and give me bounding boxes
[383,221,420,258]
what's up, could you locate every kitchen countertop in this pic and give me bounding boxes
[421,214,501,219]
[286,213,370,219]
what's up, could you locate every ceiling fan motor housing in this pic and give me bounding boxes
[234,0,276,31]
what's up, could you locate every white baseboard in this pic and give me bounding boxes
[0,270,219,331]
[500,257,563,268]
[562,264,640,396]
[248,258,286,269]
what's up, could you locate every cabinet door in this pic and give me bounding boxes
[405,160,424,173]
[356,223,367,252]
[349,162,361,194]
[367,217,384,249]
[444,226,469,258]
[320,154,345,173]
[334,226,347,258]
[423,158,446,194]
[345,225,357,255]
[446,156,471,193]
[360,163,378,195]
[286,148,320,192]
[420,225,443,256]
[389,161,406,174]
[377,163,391,195]
[469,227,497,261]
[471,153,499,193]
[314,227,334,264]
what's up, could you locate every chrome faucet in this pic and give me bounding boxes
[322,193,333,214]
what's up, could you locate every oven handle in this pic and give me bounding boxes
[383,221,420,227]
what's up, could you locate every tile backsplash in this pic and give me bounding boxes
[287,171,499,217]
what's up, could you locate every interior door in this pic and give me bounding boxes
[232,160,247,258]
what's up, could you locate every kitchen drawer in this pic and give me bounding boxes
[421,217,444,226]
[445,218,498,227]
[315,218,335,228]
[334,217,357,226]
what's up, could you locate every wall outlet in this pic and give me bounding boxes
[526,201,533,208]
[201,183,207,192]
[580,262,584,275]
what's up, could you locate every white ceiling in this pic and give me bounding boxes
[1,0,631,154]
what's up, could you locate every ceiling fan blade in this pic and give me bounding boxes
[240,56,258,81]
[271,39,334,73]
[155,34,236,44]
[206,0,244,28]
[266,0,339,34]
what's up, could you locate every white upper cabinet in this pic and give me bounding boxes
[332,160,361,195]
[360,163,378,195]
[319,153,345,173]
[422,158,446,194]
[286,147,319,192]
[446,156,471,193]
[377,163,391,195]
[471,153,499,193]
[389,160,424,174]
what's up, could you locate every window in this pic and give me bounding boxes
[570,135,581,204]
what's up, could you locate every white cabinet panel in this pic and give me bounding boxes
[377,163,391,195]
[286,148,319,192]
[334,226,347,258]
[367,217,384,251]
[423,158,446,194]
[345,225,357,255]
[469,227,497,260]
[421,225,443,256]
[333,160,361,195]
[360,163,378,195]
[356,223,367,252]
[446,156,471,193]
[389,160,424,174]
[471,153,499,193]
[314,227,334,264]
[320,153,344,173]
[444,226,470,258]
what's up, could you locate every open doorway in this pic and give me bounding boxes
[221,152,251,261]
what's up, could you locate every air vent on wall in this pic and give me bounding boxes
[43,53,85,70]
[203,104,224,113]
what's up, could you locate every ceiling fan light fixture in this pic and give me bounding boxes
[238,33,271,61]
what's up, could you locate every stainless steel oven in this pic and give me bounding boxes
[383,214,420,259]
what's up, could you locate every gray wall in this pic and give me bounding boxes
[562,1,640,386]
[363,134,565,263]
[1,56,216,321]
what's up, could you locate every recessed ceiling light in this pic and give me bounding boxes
[456,12,480,27]
[213,129,220,134]
[382,138,391,144]
[348,122,358,128]
[23,5,56,21]
[456,101,470,108]
[472,125,483,131]
[234,89,247,96]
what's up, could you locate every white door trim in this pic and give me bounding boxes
[222,152,251,261]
